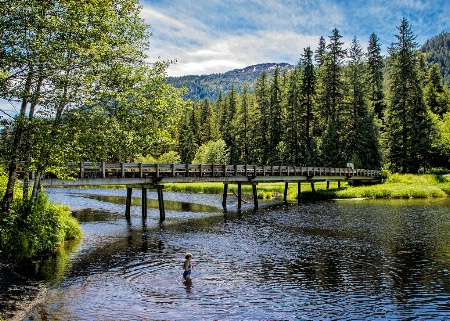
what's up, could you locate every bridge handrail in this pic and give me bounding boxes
[18,162,382,180]
[58,162,382,179]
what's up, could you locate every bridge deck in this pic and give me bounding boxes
[27,162,382,221]
[39,162,382,187]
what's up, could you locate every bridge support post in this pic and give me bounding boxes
[297,182,301,204]
[310,182,316,201]
[237,183,242,210]
[284,182,288,202]
[142,188,147,219]
[157,185,165,221]
[252,183,258,210]
[222,183,228,210]
[125,187,132,220]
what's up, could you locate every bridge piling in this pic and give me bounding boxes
[157,186,165,221]
[142,188,147,219]
[222,183,228,210]
[125,187,132,220]
[237,183,242,210]
[284,182,288,202]
[252,183,258,210]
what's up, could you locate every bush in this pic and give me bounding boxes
[0,193,82,258]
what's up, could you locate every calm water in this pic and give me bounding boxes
[23,188,450,320]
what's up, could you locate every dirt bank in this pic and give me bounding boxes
[0,261,47,321]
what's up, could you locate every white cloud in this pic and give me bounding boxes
[141,0,450,76]
[164,31,320,76]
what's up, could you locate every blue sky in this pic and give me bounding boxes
[1,0,448,115]
[141,0,449,76]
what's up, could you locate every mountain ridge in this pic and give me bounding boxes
[167,62,294,101]
[168,33,450,102]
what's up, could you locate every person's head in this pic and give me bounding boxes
[185,252,193,260]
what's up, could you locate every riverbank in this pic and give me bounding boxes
[162,173,450,200]
[0,260,47,321]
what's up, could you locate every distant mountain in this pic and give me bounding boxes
[421,32,450,86]
[167,63,295,101]
[168,34,450,102]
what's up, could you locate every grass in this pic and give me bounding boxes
[162,173,450,201]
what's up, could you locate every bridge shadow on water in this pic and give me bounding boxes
[87,194,223,214]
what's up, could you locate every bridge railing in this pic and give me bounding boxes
[60,162,381,180]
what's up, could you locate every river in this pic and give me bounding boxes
[19,188,450,320]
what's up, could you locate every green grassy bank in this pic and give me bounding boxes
[162,173,450,201]
[0,172,82,259]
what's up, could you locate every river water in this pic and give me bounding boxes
[22,188,450,320]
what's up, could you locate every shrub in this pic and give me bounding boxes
[0,193,82,258]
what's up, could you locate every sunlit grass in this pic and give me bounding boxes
[162,174,450,200]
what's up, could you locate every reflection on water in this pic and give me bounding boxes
[23,191,450,320]
[88,194,222,213]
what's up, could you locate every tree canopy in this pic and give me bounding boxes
[0,0,187,213]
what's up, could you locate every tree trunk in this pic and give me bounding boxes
[1,68,33,215]
[30,169,43,204]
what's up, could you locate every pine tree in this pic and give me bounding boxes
[221,85,239,164]
[346,36,381,168]
[300,46,318,165]
[315,36,327,67]
[268,65,284,164]
[424,63,450,117]
[235,84,251,164]
[384,18,433,173]
[178,108,197,163]
[320,28,347,167]
[198,98,212,145]
[284,64,302,165]
[254,71,271,164]
[367,33,385,120]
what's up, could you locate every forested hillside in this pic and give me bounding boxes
[421,32,450,86]
[167,63,294,101]
[170,32,450,102]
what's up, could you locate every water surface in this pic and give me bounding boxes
[25,189,450,320]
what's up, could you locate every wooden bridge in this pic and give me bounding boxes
[38,162,382,221]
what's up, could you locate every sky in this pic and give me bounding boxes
[141,0,449,76]
[1,0,449,116]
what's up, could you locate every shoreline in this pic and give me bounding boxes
[0,261,48,321]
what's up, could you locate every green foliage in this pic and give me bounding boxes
[157,151,181,164]
[334,184,447,199]
[384,18,433,173]
[421,32,450,87]
[192,139,230,164]
[170,21,450,173]
[0,192,82,259]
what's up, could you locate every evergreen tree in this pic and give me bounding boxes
[315,36,327,67]
[346,36,381,168]
[424,64,450,117]
[254,71,271,164]
[384,18,433,173]
[221,85,239,164]
[367,33,385,120]
[268,65,284,164]
[300,47,318,165]
[178,108,197,163]
[235,84,252,164]
[320,28,347,167]
[198,98,212,145]
[284,64,302,165]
